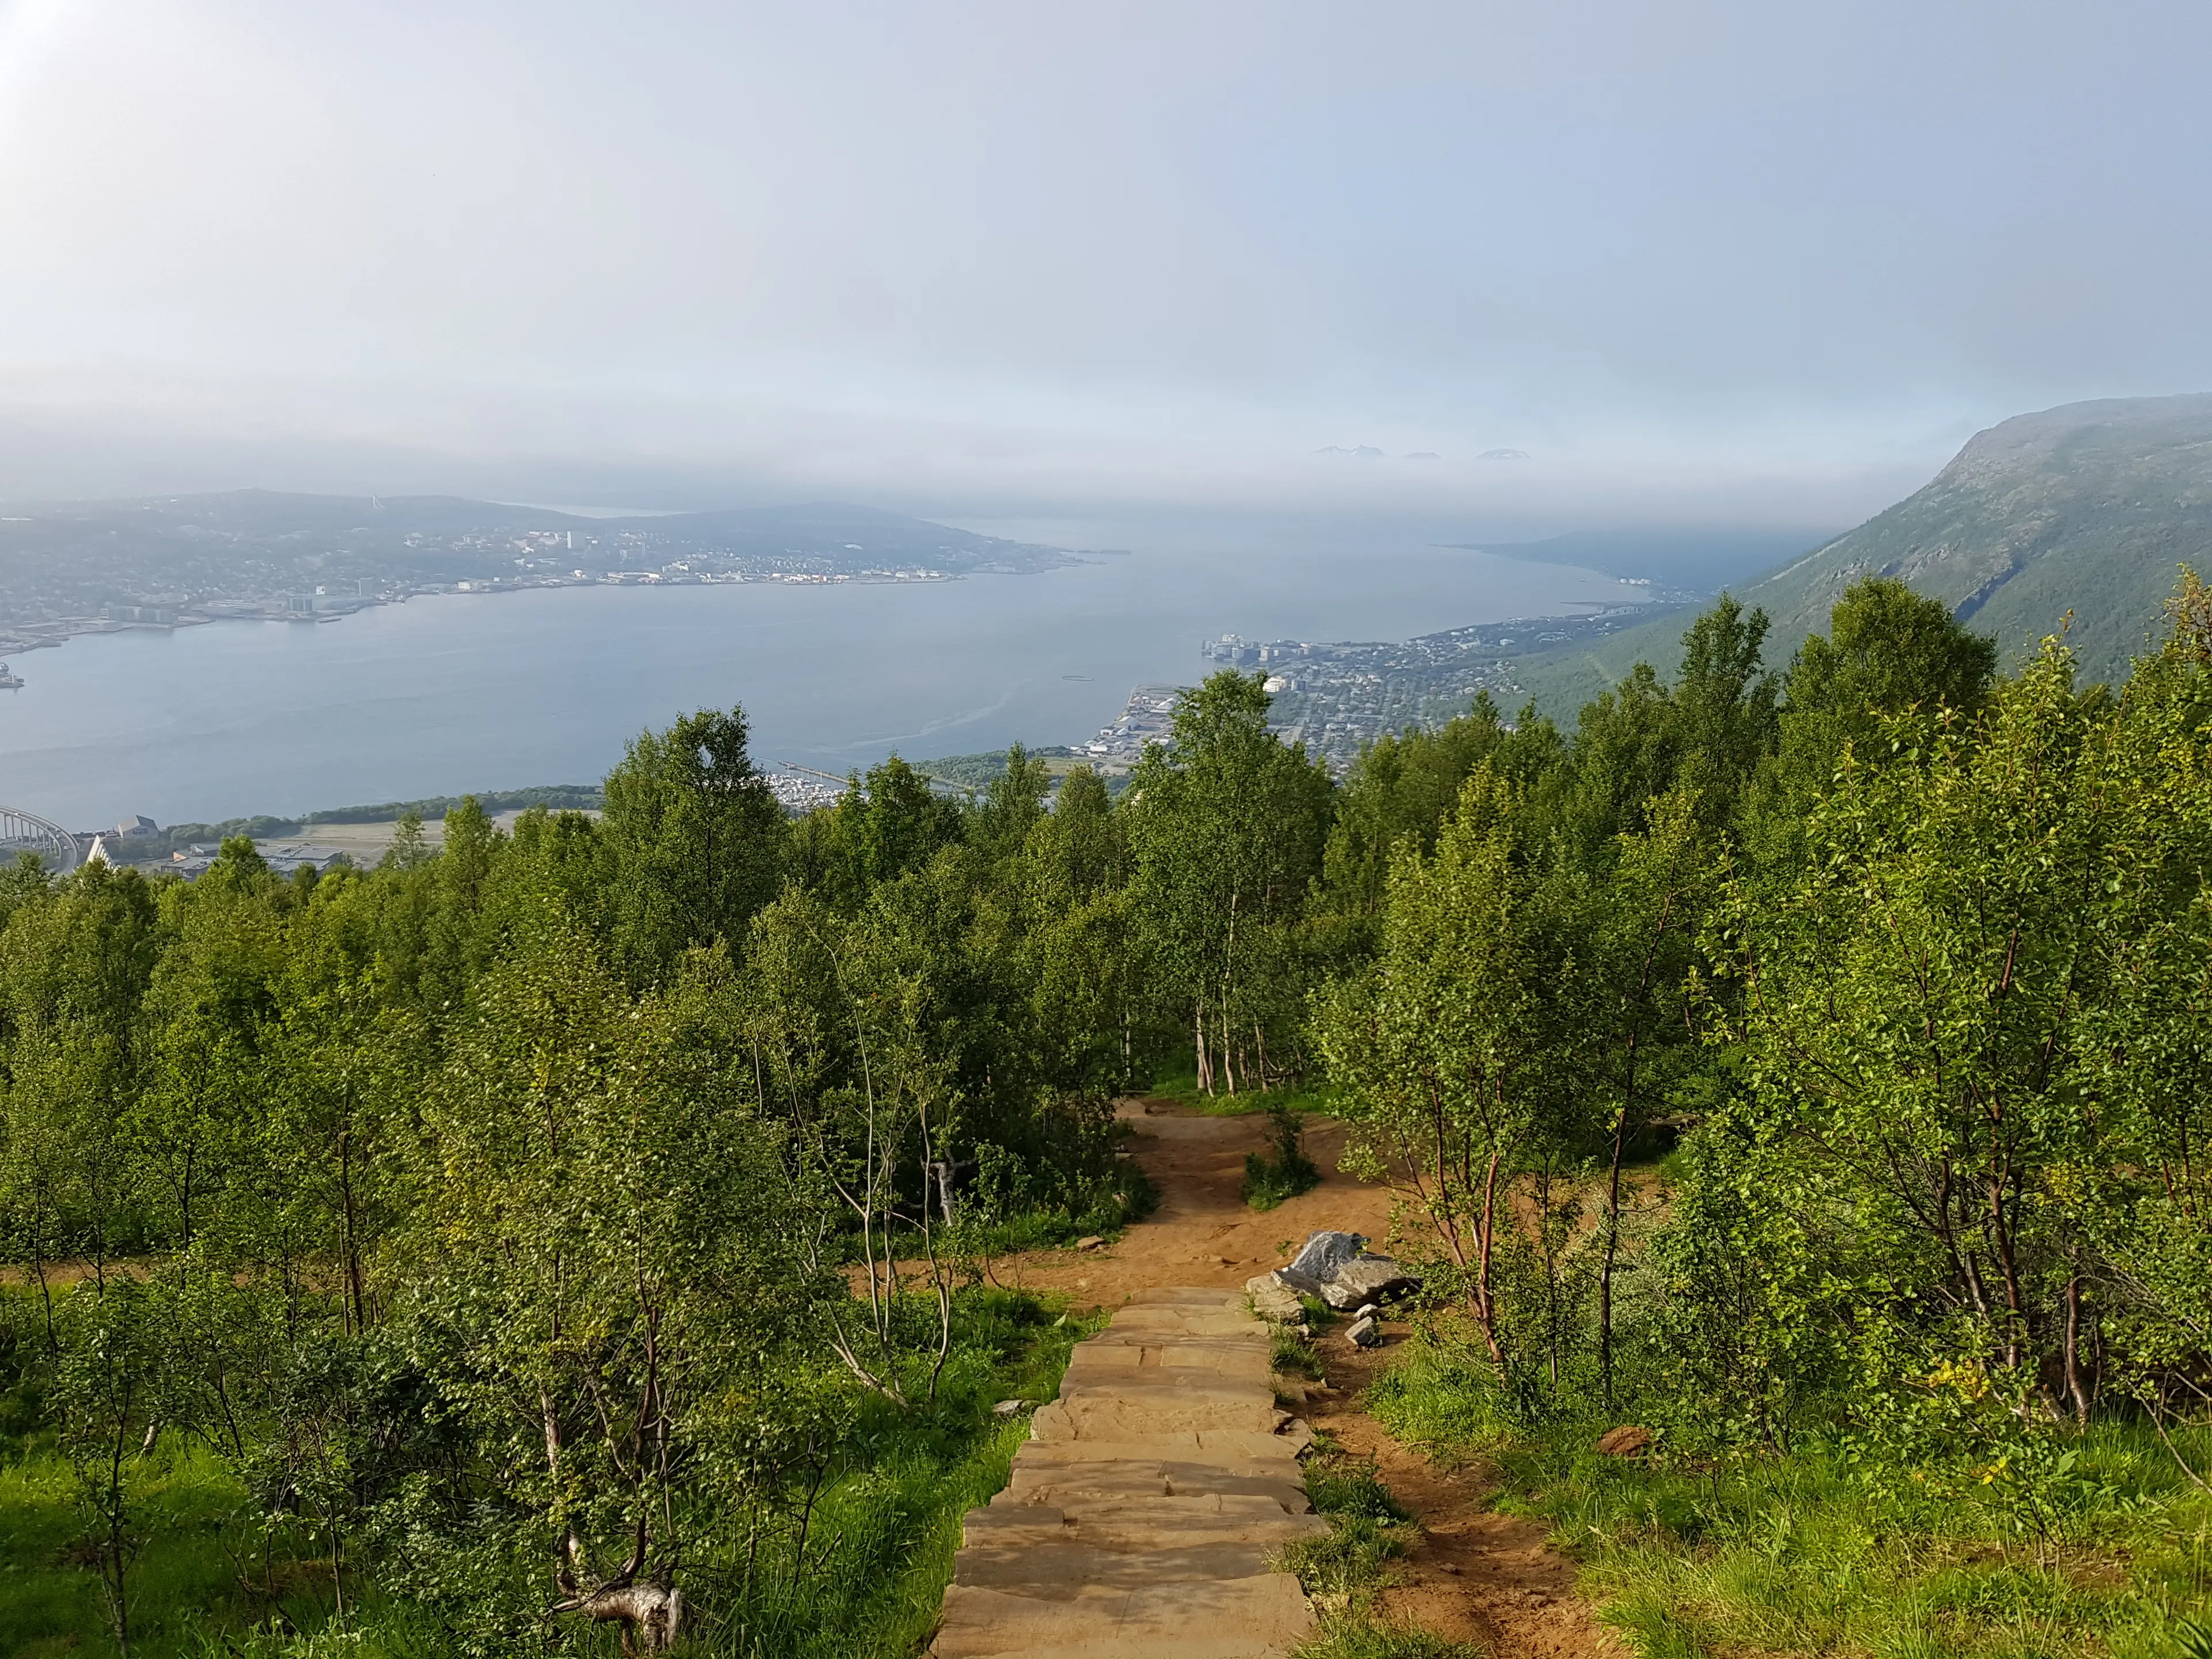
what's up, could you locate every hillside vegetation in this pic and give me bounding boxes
[3,575,2212,1656]
[1518,393,2212,712]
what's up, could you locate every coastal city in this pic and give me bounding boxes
[1194,601,1666,770]
[1055,601,1668,774]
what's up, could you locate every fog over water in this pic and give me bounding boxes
[0,539,1631,830]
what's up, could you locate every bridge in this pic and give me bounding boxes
[0,805,78,873]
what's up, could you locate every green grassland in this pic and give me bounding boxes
[1368,1328,2212,1659]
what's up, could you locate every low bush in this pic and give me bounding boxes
[1243,1105,1323,1209]
[1272,1323,1325,1381]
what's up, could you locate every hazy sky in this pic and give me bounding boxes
[1,0,2207,528]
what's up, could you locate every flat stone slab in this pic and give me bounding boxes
[933,1289,1315,1659]
[1244,1274,1307,1323]
[934,1577,1313,1658]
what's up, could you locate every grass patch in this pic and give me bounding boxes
[0,1290,1100,1659]
[1273,1324,1325,1381]
[1285,1444,1475,1658]
[1145,1070,1340,1120]
[1244,1105,1324,1209]
[882,1150,1158,1262]
[1281,1442,1419,1601]
[1364,1335,2212,1659]
[1296,1620,1487,1659]
[0,1438,359,1659]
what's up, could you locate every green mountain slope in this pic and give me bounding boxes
[1514,393,2212,717]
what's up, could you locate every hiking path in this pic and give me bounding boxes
[932,1100,1612,1659]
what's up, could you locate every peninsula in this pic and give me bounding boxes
[0,491,1098,660]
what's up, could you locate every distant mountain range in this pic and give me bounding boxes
[1513,393,2212,715]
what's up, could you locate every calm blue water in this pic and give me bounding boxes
[0,539,1626,828]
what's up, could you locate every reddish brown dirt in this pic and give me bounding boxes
[984,1101,1395,1305]
[1305,1343,1616,1659]
[984,1100,1615,1659]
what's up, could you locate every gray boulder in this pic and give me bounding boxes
[1345,1315,1382,1348]
[1316,1253,1422,1311]
[1276,1231,1368,1296]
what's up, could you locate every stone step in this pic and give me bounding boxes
[999,1457,1309,1513]
[931,1289,1316,1658]
[933,1577,1313,1658]
[962,1497,1325,1550]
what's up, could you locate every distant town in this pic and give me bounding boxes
[901,600,1677,790]
[1190,602,1664,770]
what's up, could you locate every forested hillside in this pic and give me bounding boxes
[1517,393,2212,713]
[3,575,2211,1656]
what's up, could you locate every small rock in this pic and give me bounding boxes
[1345,1315,1382,1348]
[1277,1230,1367,1296]
[1596,1425,1652,1457]
[1352,1302,1379,1322]
[1075,1235,1105,1252]
[991,1399,1028,1418]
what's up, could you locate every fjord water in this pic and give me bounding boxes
[0,539,1627,828]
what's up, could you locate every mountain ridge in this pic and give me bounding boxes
[1511,393,2212,716]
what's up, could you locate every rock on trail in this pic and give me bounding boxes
[931,1287,1321,1659]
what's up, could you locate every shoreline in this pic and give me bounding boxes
[0,565,1002,662]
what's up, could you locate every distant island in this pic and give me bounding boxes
[0,491,1099,660]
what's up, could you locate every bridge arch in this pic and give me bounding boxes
[0,805,79,874]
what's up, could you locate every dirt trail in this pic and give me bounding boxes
[984,1100,1614,1659]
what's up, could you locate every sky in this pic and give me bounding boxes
[0,0,2207,534]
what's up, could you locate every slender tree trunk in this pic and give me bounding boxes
[1222,890,1240,1096]
[1601,887,1675,1407]
[1473,1147,1505,1370]
[103,1395,132,1654]
[1539,1162,1560,1390]
[2063,1262,2091,1423]
[339,1128,366,1339]
[1600,1078,1631,1407]
[31,1219,55,1349]
[1990,1165,2027,1369]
